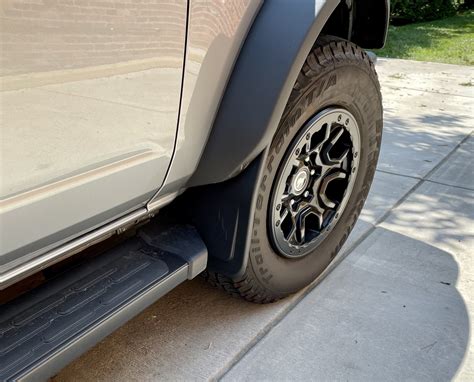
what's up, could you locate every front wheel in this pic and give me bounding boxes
[205,36,383,303]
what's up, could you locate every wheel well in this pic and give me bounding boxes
[321,0,389,49]
[189,0,388,188]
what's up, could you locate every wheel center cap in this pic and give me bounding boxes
[292,168,310,194]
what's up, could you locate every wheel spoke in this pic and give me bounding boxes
[297,215,305,244]
[330,127,344,146]
[287,215,297,243]
[308,123,331,156]
[321,126,349,166]
[312,206,325,230]
[319,171,347,208]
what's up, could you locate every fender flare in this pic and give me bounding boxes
[181,0,389,278]
[190,0,340,186]
[181,0,345,278]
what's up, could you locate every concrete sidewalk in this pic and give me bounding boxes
[54,58,474,382]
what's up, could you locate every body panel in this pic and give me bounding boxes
[148,0,261,202]
[0,1,187,275]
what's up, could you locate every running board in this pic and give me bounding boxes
[0,224,207,381]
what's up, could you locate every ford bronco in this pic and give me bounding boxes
[0,0,389,379]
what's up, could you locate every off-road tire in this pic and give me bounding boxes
[204,36,383,303]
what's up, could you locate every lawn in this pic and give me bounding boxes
[376,10,474,66]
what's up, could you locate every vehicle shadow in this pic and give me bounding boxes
[53,228,470,382]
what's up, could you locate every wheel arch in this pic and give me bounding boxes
[189,0,389,187]
[189,0,340,186]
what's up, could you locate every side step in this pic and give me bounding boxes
[0,224,207,381]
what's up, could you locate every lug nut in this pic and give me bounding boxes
[290,199,295,206]
[310,169,316,175]
[304,191,309,197]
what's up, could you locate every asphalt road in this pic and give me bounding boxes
[54,58,474,382]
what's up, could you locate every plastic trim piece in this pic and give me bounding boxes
[1,225,207,381]
[190,0,340,186]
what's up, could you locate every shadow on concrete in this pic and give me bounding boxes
[220,227,470,381]
[415,113,470,128]
[54,227,470,381]
[382,181,473,257]
[377,109,472,176]
[52,276,293,381]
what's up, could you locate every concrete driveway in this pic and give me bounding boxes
[54,58,474,382]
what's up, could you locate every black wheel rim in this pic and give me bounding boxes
[269,108,361,259]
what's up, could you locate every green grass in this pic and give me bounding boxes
[376,11,474,65]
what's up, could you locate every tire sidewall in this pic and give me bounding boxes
[248,64,383,297]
